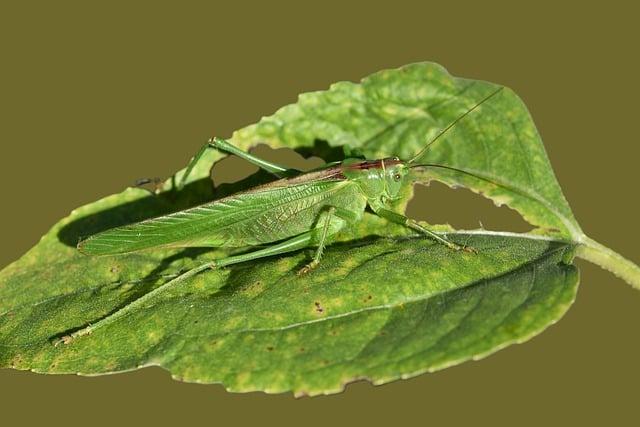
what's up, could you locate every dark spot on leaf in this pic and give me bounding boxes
[267,346,274,351]
[11,355,23,367]
[314,301,324,313]
[299,347,305,353]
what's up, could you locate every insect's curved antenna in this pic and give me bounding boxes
[408,86,504,164]
[410,162,497,183]
[409,162,530,201]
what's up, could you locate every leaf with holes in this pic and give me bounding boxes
[225,63,638,288]
[0,62,637,396]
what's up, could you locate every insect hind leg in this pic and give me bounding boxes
[55,230,317,346]
[178,137,293,190]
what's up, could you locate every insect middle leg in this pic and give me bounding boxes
[298,207,336,275]
[375,208,475,252]
[178,137,293,189]
[298,206,361,275]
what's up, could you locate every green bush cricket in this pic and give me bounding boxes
[56,87,503,345]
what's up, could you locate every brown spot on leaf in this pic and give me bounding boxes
[267,346,274,351]
[314,301,324,313]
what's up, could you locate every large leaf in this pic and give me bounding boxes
[221,62,637,287]
[0,62,637,395]
[225,63,579,238]
[0,217,577,396]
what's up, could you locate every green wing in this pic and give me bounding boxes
[79,178,361,255]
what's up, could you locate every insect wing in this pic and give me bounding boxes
[78,175,348,255]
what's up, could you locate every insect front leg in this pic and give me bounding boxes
[375,208,476,253]
[178,137,294,190]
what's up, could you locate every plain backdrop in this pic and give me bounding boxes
[0,2,638,426]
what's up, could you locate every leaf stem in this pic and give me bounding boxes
[576,236,640,290]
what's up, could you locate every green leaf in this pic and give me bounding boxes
[228,63,579,238]
[223,62,639,288]
[0,224,577,396]
[0,62,637,395]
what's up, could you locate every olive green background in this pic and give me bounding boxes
[1,1,638,425]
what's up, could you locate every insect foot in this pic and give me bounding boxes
[52,324,94,346]
[52,335,72,347]
[298,260,319,276]
[441,238,477,254]
[447,241,477,254]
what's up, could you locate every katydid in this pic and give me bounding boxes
[57,87,503,345]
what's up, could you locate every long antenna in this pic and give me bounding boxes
[410,162,530,201]
[408,86,504,164]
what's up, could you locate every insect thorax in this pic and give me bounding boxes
[342,158,410,206]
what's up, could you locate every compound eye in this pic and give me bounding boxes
[393,173,402,181]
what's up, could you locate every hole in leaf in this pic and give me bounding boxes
[406,182,532,232]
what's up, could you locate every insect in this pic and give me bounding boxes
[56,87,502,345]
